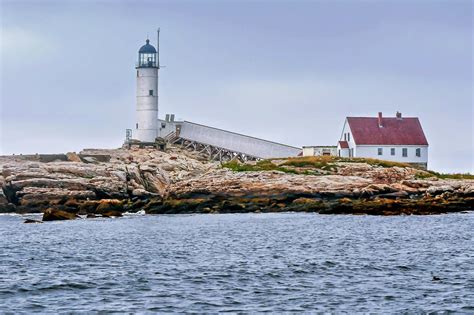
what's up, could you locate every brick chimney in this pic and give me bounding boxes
[378,112,383,127]
[396,111,402,120]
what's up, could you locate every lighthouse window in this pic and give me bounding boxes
[149,90,153,96]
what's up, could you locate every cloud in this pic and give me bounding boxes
[0,27,58,63]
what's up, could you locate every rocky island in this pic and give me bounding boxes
[0,145,473,220]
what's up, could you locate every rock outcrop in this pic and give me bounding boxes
[42,208,78,221]
[145,167,473,215]
[0,147,473,216]
[24,219,43,224]
[0,147,214,214]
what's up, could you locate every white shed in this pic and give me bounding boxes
[302,146,337,157]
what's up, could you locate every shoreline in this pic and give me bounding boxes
[1,146,473,220]
[3,210,473,219]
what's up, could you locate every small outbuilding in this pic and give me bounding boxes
[302,146,337,157]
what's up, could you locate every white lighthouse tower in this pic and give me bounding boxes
[135,31,160,142]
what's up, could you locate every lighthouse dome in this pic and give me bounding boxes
[139,39,156,53]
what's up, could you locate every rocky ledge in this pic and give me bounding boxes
[1,147,473,220]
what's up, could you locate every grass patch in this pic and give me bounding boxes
[435,173,474,180]
[283,156,410,169]
[414,172,434,179]
[340,157,411,168]
[222,160,298,174]
[416,171,474,180]
[223,156,416,175]
[224,156,472,180]
[282,156,337,171]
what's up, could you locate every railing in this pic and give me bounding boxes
[163,131,178,143]
[136,61,158,68]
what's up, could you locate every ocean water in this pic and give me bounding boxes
[0,212,473,313]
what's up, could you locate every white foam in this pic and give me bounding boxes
[124,210,146,216]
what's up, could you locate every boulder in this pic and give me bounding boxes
[0,203,16,213]
[427,185,455,195]
[77,200,100,214]
[42,208,78,221]
[63,199,80,208]
[95,199,123,214]
[82,156,98,164]
[0,187,7,204]
[0,188,16,213]
[24,219,43,224]
[128,199,147,211]
[131,188,156,198]
[66,152,82,162]
[15,187,94,213]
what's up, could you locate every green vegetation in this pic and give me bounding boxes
[283,156,411,169]
[223,156,474,180]
[416,171,474,180]
[414,172,435,179]
[222,160,298,174]
[281,156,337,171]
[345,157,411,168]
[222,156,411,174]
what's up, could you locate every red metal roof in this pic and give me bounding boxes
[338,141,349,149]
[347,117,428,145]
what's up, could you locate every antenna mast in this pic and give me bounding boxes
[157,28,160,69]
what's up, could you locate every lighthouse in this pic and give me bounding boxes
[135,31,160,142]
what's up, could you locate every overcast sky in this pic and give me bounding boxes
[1,0,472,173]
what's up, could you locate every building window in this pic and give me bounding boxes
[402,148,408,157]
[149,90,153,96]
[416,148,421,157]
[391,148,395,156]
[378,148,383,156]
[344,134,347,141]
[161,123,166,128]
[348,133,350,141]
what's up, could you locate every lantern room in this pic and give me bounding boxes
[137,39,157,68]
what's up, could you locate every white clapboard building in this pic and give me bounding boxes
[337,112,429,169]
